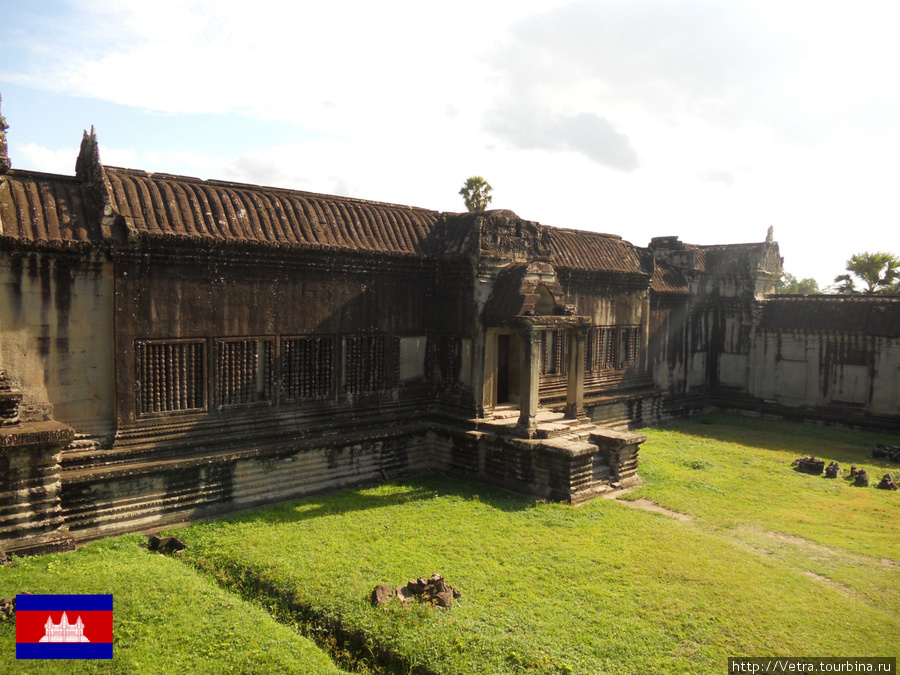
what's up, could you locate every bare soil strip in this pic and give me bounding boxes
[604,490,693,520]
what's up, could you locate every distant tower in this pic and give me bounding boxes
[0,91,10,174]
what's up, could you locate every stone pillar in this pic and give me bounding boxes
[517,328,541,436]
[480,329,496,418]
[565,325,587,419]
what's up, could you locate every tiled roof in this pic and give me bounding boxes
[103,167,445,256]
[548,228,647,276]
[0,171,94,244]
[1,167,480,258]
[650,262,690,294]
[2,164,650,277]
[760,295,900,336]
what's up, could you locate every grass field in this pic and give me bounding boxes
[0,536,347,674]
[1,414,897,673]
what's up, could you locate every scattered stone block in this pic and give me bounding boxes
[872,445,900,463]
[147,535,186,554]
[825,461,840,478]
[792,456,825,475]
[374,574,461,608]
[876,474,898,491]
[0,591,30,620]
[371,584,394,607]
[854,469,869,487]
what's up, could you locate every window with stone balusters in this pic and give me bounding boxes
[215,338,273,407]
[135,339,206,416]
[282,335,335,401]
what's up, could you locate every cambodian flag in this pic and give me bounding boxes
[16,594,113,659]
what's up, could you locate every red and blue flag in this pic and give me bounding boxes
[16,594,113,660]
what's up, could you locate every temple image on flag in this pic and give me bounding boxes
[39,612,90,642]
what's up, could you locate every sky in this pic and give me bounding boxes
[1,0,899,288]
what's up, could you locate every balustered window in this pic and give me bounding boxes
[598,326,618,370]
[592,325,640,370]
[215,338,273,407]
[621,326,641,367]
[541,329,567,375]
[136,339,206,415]
[282,335,335,401]
[342,334,387,394]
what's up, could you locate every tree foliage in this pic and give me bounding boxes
[459,176,493,213]
[833,251,900,294]
[774,273,820,295]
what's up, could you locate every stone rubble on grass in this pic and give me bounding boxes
[371,574,461,609]
[871,445,900,463]
[146,535,187,555]
[853,468,869,487]
[825,461,840,478]
[876,474,898,491]
[371,584,395,606]
[0,597,15,620]
[0,591,29,620]
[792,456,825,475]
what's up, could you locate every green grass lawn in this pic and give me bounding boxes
[0,535,347,674]
[1,414,897,674]
[171,415,900,674]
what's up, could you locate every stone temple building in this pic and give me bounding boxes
[1,101,899,555]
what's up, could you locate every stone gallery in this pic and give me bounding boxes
[1,100,899,555]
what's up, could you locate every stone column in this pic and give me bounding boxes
[517,328,541,436]
[565,325,587,419]
[480,329,496,418]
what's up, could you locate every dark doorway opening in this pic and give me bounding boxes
[495,333,522,405]
[497,334,510,404]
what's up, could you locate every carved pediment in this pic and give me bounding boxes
[476,210,551,264]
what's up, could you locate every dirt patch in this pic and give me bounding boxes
[732,526,898,572]
[756,528,895,570]
[801,570,854,596]
[605,491,692,521]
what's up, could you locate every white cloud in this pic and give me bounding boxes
[4,0,900,288]
[15,143,77,175]
[488,106,640,171]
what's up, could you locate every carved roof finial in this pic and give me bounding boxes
[75,125,102,179]
[0,91,11,174]
[766,225,774,243]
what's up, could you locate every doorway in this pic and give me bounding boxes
[495,333,521,405]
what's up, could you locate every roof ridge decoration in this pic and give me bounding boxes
[75,127,131,241]
[467,209,552,266]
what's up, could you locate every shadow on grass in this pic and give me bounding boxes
[648,413,900,470]
[210,473,533,529]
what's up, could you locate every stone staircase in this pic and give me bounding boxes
[465,405,645,501]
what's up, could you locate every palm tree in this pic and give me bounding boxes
[459,176,493,213]
[834,252,899,294]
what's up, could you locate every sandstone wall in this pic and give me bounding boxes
[0,252,114,441]
[748,331,900,419]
